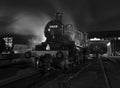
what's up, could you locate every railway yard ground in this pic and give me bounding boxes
[40,56,120,88]
[0,56,120,88]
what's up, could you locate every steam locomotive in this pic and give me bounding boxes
[25,13,82,72]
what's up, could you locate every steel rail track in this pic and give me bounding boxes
[0,69,41,88]
[29,63,92,88]
[68,62,93,80]
[56,62,93,88]
[1,57,117,88]
[99,57,112,88]
[57,56,118,88]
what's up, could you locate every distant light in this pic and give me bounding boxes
[90,37,101,41]
[14,50,19,54]
[118,37,120,40]
[107,42,111,46]
[36,60,39,66]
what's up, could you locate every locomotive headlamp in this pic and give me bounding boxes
[48,29,51,31]
[46,44,50,50]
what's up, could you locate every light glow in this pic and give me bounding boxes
[46,44,50,50]
[90,38,101,41]
[118,37,120,40]
[107,42,111,46]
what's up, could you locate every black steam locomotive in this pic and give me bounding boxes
[25,13,81,72]
[35,13,75,51]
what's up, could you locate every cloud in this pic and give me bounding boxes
[9,12,51,43]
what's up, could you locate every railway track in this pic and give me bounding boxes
[0,61,91,88]
[38,62,93,88]
[98,57,120,88]
[0,62,65,88]
[46,56,120,88]
[28,62,91,88]
[0,56,119,88]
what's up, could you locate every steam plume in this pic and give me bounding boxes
[9,12,51,44]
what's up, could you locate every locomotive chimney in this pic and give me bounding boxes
[55,12,63,21]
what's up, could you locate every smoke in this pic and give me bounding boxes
[7,0,84,46]
[9,12,51,44]
[65,24,84,46]
[62,13,84,46]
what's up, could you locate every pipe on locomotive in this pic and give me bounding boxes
[55,12,64,37]
[55,12,63,22]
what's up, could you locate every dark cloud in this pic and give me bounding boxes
[0,0,120,32]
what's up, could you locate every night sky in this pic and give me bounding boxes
[0,0,120,36]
